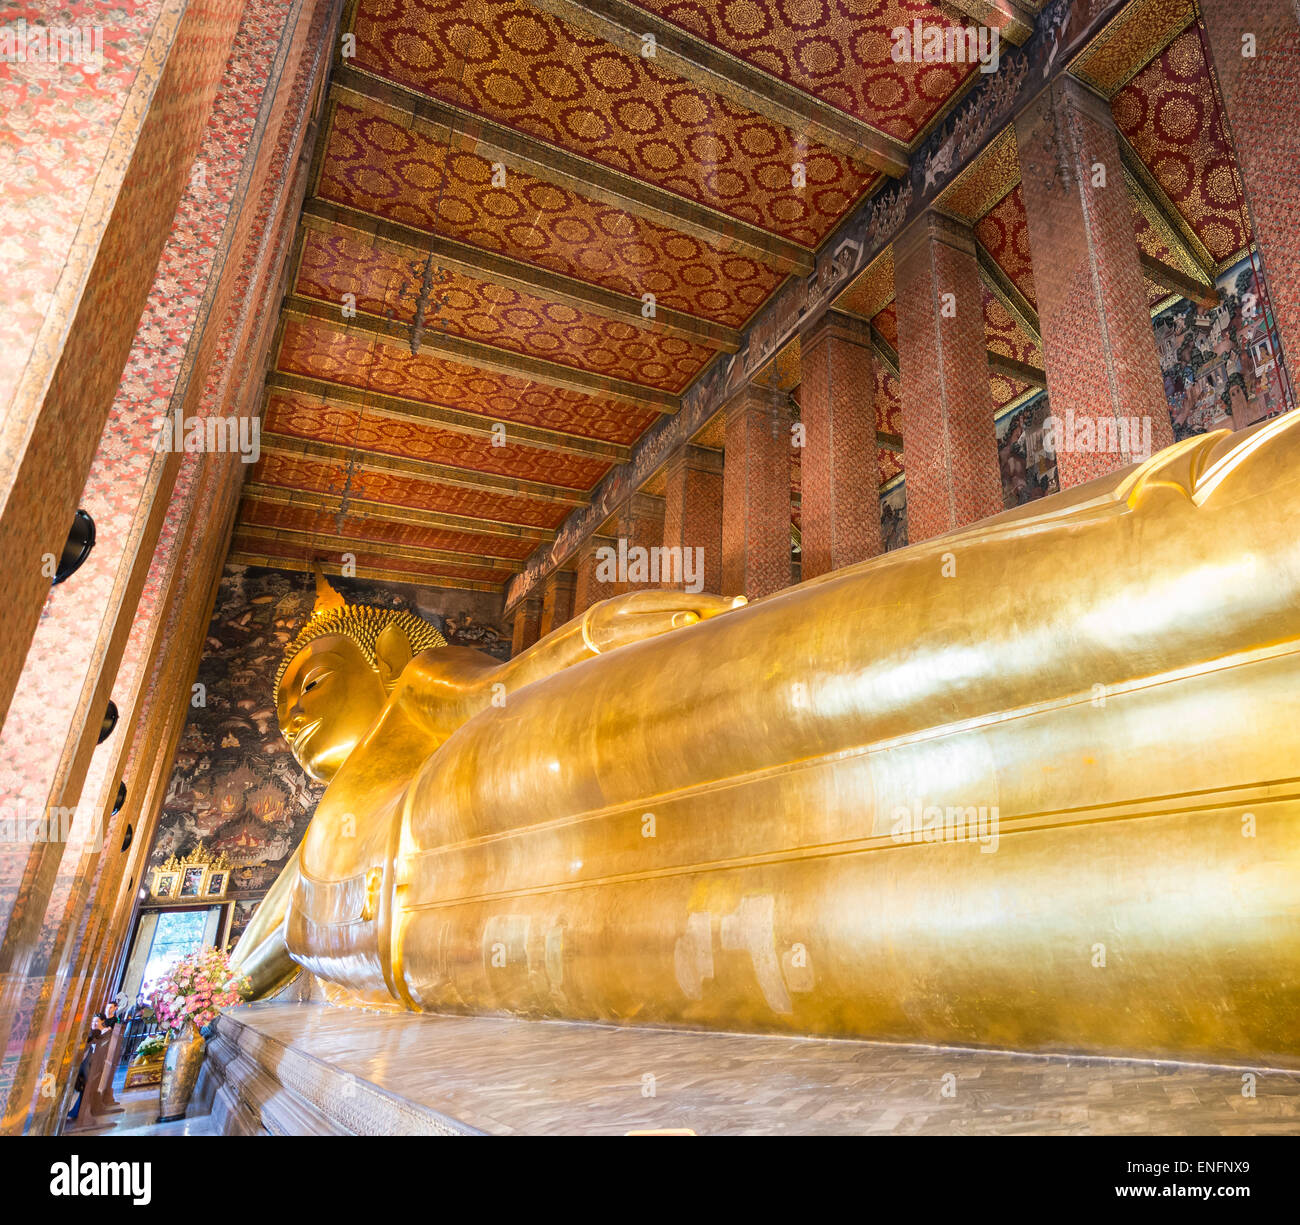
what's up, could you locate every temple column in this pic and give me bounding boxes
[1014,76,1175,487]
[722,385,792,600]
[894,213,1003,542]
[539,569,576,637]
[798,310,882,579]
[572,533,617,614]
[614,494,666,594]
[662,445,723,594]
[511,595,543,656]
[1199,0,1300,374]
[0,0,247,730]
[0,0,333,1130]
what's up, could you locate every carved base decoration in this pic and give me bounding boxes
[123,1052,164,1090]
[125,1032,167,1090]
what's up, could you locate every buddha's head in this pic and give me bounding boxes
[274,566,447,782]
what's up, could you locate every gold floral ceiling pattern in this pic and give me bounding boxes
[239,498,539,559]
[294,233,715,391]
[1111,26,1248,263]
[264,391,614,489]
[252,451,573,529]
[350,0,880,245]
[275,320,660,442]
[240,0,1259,594]
[626,0,980,140]
[316,103,785,326]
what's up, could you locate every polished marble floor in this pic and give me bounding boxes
[203,1002,1300,1136]
[73,1070,213,1137]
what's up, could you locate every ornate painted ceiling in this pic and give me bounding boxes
[234,0,1255,595]
[832,0,1247,459]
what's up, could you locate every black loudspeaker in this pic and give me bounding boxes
[53,509,95,585]
[98,700,119,745]
[112,780,126,817]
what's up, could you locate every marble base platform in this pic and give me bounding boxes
[191,1002,1300,1136]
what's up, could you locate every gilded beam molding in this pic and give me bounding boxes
[279,294,681,413]
[265,372,632,464]
[1119,165,1218,306]
[298,198,742,352]
[525,0,909,176]
[330,67,814,276]
[259,433,593,507]
[870,327,901,377]
[241,483,556,543]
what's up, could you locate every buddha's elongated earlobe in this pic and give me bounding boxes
[375,622,413,691]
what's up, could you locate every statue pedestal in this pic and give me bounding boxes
[193,1001,1300,1137]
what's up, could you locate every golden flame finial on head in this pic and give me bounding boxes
[273,563,447,701]
[312,559,347,616]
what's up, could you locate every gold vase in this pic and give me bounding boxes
[157,1019,205,1122]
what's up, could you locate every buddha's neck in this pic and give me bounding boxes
[327,696,438,797]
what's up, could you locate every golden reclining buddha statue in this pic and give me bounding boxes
[233,413,1300,1066]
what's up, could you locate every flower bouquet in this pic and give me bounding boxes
[149,945,250,1036]
[149,947,250,1121]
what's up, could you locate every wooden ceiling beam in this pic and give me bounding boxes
[280,294,680,414]
[869,326,900,377]
[259,433,593,507]
[241,483,557,543]
[226,547,506,594]
[299,198,741,352]
[234,524,524,573]
[330,67,814,276]
[525,0,909,176]
[1119,163,1219,308]
[1138,251,1219,309]
[265,371,631,464]
[987,351,1047,387]
[1117,132,1218,279]
[938,1,1039,46]
[976,250,1042,343]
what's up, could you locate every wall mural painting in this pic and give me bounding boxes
[997,393,1059,509]
[880,481,908,553]
[1154,256,1290,442]
[145,564,509,940]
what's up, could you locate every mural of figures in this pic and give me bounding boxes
[997,393,1059,508]
[226,899,262,949]
[1154,256,1292,442]
[880,480,908,553]
[144,564,509,932]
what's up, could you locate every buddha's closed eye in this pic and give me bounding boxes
[302,669,332,694]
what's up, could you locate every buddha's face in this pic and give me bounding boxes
[276,634,387,783]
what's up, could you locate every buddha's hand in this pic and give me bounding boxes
[581,589,747,654]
